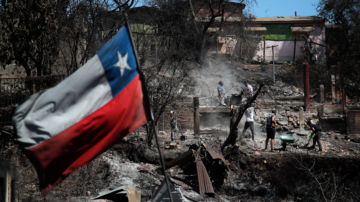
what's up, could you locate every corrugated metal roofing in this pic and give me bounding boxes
[195,16,242,22]
[253,16,324,23]
[244,27,267,31]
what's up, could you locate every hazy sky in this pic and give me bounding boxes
[136,0,320,17]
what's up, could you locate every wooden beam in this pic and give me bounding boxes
[198,108,230,113]
[193,97,200,135]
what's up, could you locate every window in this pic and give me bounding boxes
[293,32,309,40]
[291,26,314,40]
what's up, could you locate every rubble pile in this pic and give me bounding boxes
[192,60,306,103]
[2,59,360,201]
[256,108,314,132]
[105,133,360,201]
[267,81,305,97]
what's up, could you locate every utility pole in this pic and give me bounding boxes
[272,46,275,83]
[266,45,278,83]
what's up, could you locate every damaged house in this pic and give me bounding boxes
[247,15,326,63]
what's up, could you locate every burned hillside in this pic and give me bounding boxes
[2,0,360,201]
[2,57,360,201]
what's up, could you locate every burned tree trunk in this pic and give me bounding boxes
[221,84,264,151]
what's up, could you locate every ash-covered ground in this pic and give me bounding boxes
[2,59,360,202]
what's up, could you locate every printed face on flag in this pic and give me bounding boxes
[13,25,151,196]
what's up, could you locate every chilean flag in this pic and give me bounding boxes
[12,25,152,196]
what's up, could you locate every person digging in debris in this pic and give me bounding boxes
[244,80,253,98]
[217,81,226,106]
[170,110,179,141]
[308,120,323,152]
[242,104,256,145]
[265,109,277,152]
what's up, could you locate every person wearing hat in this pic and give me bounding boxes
[244,80,253,98]
[265,109,277,152]
[308,120,323,152]
[217,81,226,106]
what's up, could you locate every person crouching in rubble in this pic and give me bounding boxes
[244,80,253,98]
[308,120,323,152]
[265,109,276,152]
[242,104,256,146]
[217,81,226,106]
[170,110,179,141]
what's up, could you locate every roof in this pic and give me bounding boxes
[244,27,267,31]
[195,16,242,22]
[253,16,325,23]
[291,26,314,32]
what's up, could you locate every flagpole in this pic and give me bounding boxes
[124,13,174,202]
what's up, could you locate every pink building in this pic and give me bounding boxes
[249,16,326,63]
[211,16,326,63]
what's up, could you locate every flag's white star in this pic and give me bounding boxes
[113,51,132,77]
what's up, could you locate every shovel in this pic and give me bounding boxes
[304,134,313,147]
[178,120,186,141]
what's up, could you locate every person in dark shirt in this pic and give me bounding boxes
[308,120,322,152]
[265,109,277,152]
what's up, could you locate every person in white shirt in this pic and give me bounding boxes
[242,104,255,141]
[244,80,253,98]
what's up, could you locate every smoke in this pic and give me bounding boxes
[188,57,257,133]
[199,113,230,131]
[191,58,247,104]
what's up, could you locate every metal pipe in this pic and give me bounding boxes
[272,46,275,82]
[263,37,266,63]
[124,13,173,202]
[152,121,174,202]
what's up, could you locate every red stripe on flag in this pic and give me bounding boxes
[24,74,150,196]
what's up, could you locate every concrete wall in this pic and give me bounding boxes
[223,35,326,63]
[318,105,345,133]
[309,26,326,57]
[319,117,346,133]
[253,40,307,63]
[318,105,343,117]
[347,110,360,137]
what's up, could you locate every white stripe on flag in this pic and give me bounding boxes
[14,55,113,147]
